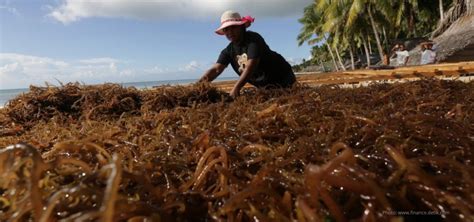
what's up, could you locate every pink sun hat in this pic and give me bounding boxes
[215,10,255,35]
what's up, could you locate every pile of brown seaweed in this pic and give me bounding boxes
[0,79,472,221]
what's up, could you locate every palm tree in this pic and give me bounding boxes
[341,0,393,62]
[324,41,340,71]
[297,4,340,71]
[399,0,420,37]
[317,0,389,68]
[296,0,455,69]
[319,0,349,70]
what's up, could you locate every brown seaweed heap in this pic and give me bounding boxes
[0,79,473,221]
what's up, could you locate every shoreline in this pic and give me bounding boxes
[2,61,473,108]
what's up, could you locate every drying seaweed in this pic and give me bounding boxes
[0,79,473,221]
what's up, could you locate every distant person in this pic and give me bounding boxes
[198,10,296,98]
[420,41,437,65]
[390,43,410,66]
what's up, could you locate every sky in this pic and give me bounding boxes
[0,0,313,90]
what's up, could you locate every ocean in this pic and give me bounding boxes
[0,77,238,108]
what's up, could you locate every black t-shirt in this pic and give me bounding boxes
[217,31,296,87]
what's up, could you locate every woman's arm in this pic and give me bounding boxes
[403,52,410,65]
[199,63,226,83]
[230,58,260,98]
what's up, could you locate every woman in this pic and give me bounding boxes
[390,43,410,66]
[199,10,296,98]
[420,41,436,65]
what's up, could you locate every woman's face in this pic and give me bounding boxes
[223,25,243,43]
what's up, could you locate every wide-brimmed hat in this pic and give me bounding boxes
[215,10,254,35]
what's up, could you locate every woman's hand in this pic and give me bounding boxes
[230,87,240,98]
[229,58,259,98]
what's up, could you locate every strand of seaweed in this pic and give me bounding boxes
[0,79,472,221]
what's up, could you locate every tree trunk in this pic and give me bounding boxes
[382,26,388,49]
[368,6,385,62]
[326,42,339,71]
[362,35,371,67]
[369,40,373,55]
[319,59,326,72]
[349,46,355,70]
[439,0,445,21]
[334,47,346,71]
[409,8,417,37]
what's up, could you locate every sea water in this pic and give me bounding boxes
[0,77,238,108]
[0,88,30,108]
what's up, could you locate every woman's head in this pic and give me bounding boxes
[222,25,246,43]
[397,44,405,51]
[215,10,254,42]
[421,41,434,50]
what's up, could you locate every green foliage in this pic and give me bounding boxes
[297,0,454,67]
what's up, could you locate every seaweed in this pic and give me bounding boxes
[0,79,472,221]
